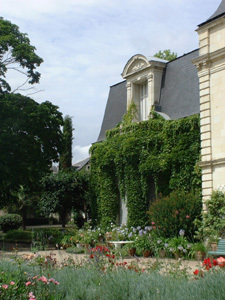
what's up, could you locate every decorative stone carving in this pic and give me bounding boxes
[132,62,145,71]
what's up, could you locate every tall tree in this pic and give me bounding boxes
[59,115,73,170]
[40,171,88,228]
[154,49,177,61]
[0,93,63,206]
[0,17,43,93]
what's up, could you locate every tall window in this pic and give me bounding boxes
[140,82,148,121]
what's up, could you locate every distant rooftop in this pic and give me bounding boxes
[73,157,90,171]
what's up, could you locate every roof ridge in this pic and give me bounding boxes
[198,0,225,27]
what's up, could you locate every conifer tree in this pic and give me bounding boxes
[59,115,73,170]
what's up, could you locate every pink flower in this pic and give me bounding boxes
[38,276,48,283]
[186,215,190,219]
[151,222,155,225]
[2,284,8,289]
[29,292,36,299]
[49,278,59,285]
[10,281,15,285]
[26,281,32,286]
[217,256,225,267]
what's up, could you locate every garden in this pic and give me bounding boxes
[1,187,225,299]
[0,233,225,300]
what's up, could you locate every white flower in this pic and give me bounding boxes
[179,229,185,236]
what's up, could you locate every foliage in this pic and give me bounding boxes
[0,93,63,207]
[148,190,202,240]
[154,49,177,61]
[0,17,43,93]
[5,229,32,242]
[0,214,22,233]
[151,236,169,255]
[195,188,225,241]
[191,242,206,253]
[167,235,192,258]
[59,115,73,170]
[120,102,138,126]
[134,234,153,255]
[90,114,201,227]
[40,170,88,227]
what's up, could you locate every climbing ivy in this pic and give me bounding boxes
[90,113,201,227]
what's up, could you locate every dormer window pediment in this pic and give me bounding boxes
[122,55,150,78]
[127,59,149,76]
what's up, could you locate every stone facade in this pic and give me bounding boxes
[193,9,225,207]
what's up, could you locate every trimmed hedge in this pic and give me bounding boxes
[0,214,22,233]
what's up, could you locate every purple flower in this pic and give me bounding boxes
[128,232,133,238]
[139,230,143,236]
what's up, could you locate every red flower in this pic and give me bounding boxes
[213,259,218,266]
[90,254,94,259]
[194,269,199,275]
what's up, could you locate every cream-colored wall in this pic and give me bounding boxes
[194,15,225,205]
[211,68,225,161]
[210,21,225,53]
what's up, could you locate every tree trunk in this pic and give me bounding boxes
[61,210,67,228]
[21,207,27,230]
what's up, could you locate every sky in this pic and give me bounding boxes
[1,0,221,163]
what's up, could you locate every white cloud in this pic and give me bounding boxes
[1,0,222,164]
[73,144,91,163]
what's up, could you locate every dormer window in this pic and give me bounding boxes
[122,54,167,122]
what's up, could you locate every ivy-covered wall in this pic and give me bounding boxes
[90,113,201,227]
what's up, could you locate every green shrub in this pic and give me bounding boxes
[148,190,202,240]
[195,189,225,240]
[0,214,22,233]
[5,229,32,242]
[32,228,65,245]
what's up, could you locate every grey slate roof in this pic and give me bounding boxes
[97,50,200,142]
[158,49,200,119]
[199,0,225,27]
[97,81,127,142]
[73,157,90,171]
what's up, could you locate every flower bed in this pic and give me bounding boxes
[1,249,225,300]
